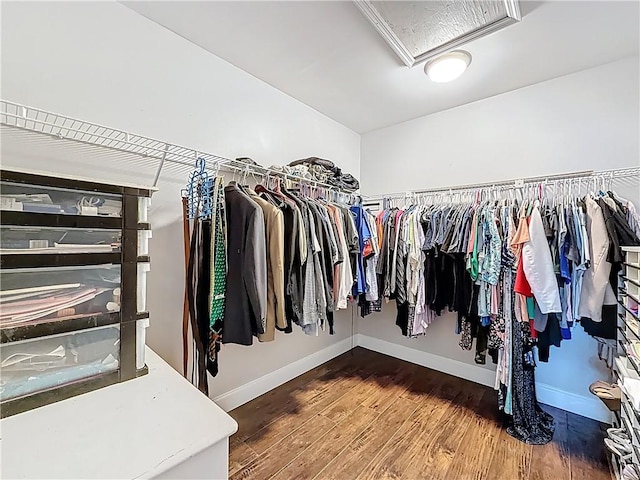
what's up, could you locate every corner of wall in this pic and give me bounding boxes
[354,334,611,423]
[212,336,355,411]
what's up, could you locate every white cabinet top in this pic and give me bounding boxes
[0,347,237,479]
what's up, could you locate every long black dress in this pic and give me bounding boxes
[507,314,555,444]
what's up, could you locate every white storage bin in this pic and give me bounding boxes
[137,263,150,312]
[138,230,152,256]
[138,197,151,223]
[136,317,150,370]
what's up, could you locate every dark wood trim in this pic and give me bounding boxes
[0,370,120,418]
[1,312,121,344]
[122,231,137,263]
[0,211,122,229]
[123,195,139,230]
[119,193,139,382]
[119,321,137,382]
[1,169,152,197]
[0,252,121,269]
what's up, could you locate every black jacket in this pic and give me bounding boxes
[222,184,267,345]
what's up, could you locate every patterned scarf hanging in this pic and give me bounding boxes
[208,176,227,376]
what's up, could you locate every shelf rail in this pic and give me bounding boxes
[0,99,358,198]
[363,166,640,204]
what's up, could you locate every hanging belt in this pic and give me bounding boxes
[181,197,191,378]
[187,219,209,394]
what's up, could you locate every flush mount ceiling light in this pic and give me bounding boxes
[424,51,472,83]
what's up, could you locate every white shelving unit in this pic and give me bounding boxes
[613,246,640,478]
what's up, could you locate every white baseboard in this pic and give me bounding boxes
[355,333,497,387]
[212,337,354,412]
[536,382,611,423]
[355,334,610,424]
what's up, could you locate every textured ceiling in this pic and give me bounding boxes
[361,0,517,65]
[374,1,508,56]
[124,1,640,133]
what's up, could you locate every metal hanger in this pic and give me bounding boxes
[181,157,213,219]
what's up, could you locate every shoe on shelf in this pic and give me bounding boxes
[607,427,626,434]
[605,437,633,457]
[589,380,621,411]
[607,427,631,444]
[590,380,616,394]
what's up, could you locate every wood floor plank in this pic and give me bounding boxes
[228,349,611,480]
[400,366,445,403]
[359,364,416,412]
[399,382,487,480]
[228,441,259,477]
[486,419,533,480]
[271,405,382,480]
[230,414,335,480]
[231,351,349,416]
[231,358,363,442]
[529,406,571,480]
[353,386,462,480]
[442,389,504,480]
[567,412,611,480]
[243,372,365,454]
[319,374,383,423]
[312,397,420,480]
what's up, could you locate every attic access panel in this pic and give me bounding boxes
[355,0,521,67]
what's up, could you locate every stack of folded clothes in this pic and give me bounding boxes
[288,157,360,192]
[235,156,360,193]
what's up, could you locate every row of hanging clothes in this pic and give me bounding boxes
[368,176,640,444]
[181,159,367,395]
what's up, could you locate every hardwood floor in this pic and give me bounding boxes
[228,347,612,480]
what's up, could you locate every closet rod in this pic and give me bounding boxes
[363,166,640,202]
[0,99,357,196]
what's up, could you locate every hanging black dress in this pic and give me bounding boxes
[507,312,555,445]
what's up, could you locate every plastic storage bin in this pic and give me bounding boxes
[1,180,122,217]
[0,325,120,402]
[1,226,121,254]
[1,264,122,329]
[0,169,153,418]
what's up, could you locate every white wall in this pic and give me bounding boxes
[361,56,639,194]
[359,56,640,421]
[1,1,360,399]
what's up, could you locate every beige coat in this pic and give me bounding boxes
[248,191,286,341]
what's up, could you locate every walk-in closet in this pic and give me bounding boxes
[1,1,639,479]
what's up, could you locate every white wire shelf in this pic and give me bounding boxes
[363,166,640,203]
[0,99,359,197]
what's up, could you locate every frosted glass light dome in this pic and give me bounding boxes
[425,51,472,83]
